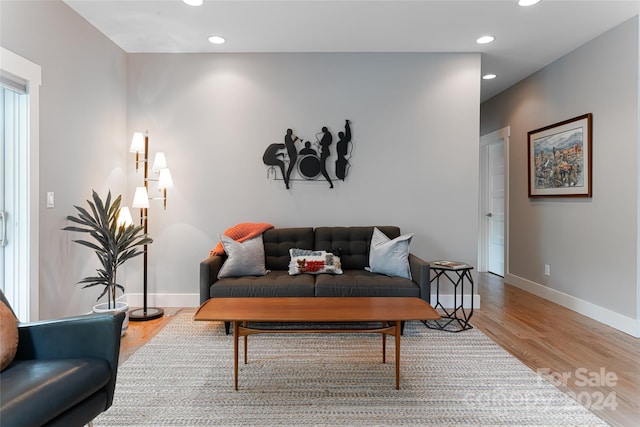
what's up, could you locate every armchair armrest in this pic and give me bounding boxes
[15,312,125,407]
[16,312,124,361]
[200,255,225,304]
[408,253,431,303]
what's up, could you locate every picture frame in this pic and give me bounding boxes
[528,113,592,198]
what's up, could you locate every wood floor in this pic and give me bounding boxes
[472,273,639,427]
[120,273,640,426]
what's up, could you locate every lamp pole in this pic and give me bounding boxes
[129,132,164,322]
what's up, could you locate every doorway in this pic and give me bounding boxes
[479,127,509,277]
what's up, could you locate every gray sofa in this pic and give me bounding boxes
[200,226,431,332]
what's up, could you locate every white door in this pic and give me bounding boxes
[0,88,5,291]
[1,48,41,321]
[1,85,27,311]
[479,127,508,277]
[487,141,505,276]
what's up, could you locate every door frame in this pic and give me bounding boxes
[478,126,509,275]
[1,48,41,321]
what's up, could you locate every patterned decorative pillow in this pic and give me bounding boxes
[288,248,343,275]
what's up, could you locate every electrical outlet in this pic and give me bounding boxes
[544,264,550,276]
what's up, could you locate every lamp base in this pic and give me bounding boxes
[129,307,164,321]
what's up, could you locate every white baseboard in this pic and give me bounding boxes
[124,293,201,308]
[506,273,640,338]
[124,293,480,310]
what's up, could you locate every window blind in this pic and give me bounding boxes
[0,70,27,94]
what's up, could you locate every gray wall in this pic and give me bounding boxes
[481,17,639,334]
[1,0,128,318]
[126,52,481,306]
[2,0,482,317]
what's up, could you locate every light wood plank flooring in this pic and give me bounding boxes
[120,273,639,426]
[472,273,639,427]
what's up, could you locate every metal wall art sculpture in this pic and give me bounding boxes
[263,120,352,189]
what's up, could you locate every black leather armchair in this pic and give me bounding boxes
[0,291,125,427]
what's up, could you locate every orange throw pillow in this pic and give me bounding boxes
[0,301,19,371]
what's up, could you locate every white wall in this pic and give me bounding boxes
[481,17,640,336]
[2,1,481,317]
[127,52,481,306]
[0,1,128,318]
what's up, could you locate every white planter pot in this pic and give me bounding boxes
[93,301,129,336]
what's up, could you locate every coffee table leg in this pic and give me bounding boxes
[395,320,401,390]
[233,321,239,391]
[382,321,387,363]
[243,321,248,365]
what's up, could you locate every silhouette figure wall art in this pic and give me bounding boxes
[262,120,353,190]
[335,119,351,180]
[262,143,287,184]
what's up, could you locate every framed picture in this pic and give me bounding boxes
[528,113,592,198]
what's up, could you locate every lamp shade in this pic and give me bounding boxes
[132,187,150,209]
[130,132,145,153]
[152,152,168,172]
[117,207,134,227]
[158,168,174,190]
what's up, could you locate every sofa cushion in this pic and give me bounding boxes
[217,234,269,278]
[0,358,110,427]
[365,227,414,279]
[314,226,401,270]
[210,271,316,298]
[314,270,420,297]
[263,227,314,270]
[288,249,343,275]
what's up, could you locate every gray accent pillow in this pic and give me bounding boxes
[217,234,270,278]
[365,227,414,279]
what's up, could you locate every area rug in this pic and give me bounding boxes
[95,313,607,426]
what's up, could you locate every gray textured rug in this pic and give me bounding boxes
[96,313,606,426]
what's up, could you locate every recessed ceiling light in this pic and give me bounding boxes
[518,0,541,6]
[482,74,497,80]
[476,35,495,45]
[183,0,203,6]
[208,35,226,45]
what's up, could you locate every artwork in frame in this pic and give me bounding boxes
[528,113,592,198]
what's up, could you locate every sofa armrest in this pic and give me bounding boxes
[200,255,225,304]
[409,253,431,303]
[15,312,125,407]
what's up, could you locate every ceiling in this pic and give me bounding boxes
[63,0,640,102]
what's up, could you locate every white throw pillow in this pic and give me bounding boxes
[217,234,269,278]
[365,227,414,279]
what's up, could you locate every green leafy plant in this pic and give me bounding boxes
[63,190,152,308]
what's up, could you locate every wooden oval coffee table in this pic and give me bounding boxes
[194,297,440,390]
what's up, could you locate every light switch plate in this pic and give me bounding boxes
[46,192,54,208]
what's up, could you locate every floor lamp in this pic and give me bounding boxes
[128,130,173,321]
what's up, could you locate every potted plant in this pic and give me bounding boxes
[63,190,152,335]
